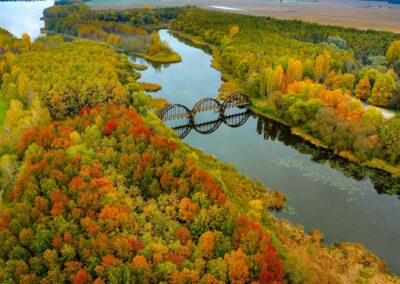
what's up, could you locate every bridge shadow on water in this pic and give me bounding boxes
[172,110,251,139]
[159,93,400,196]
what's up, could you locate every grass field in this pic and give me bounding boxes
[0,96,7,127]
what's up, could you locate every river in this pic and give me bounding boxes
[131,30,400,273]
[0,4,399,274]
[0,0,54,40]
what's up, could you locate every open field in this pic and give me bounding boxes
[88,0,400,33]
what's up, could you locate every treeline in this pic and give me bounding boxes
[171,8,400,175]
[43,4,182,60]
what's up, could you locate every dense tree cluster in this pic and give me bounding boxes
[0,28,140,186]
[1,39,133,120]
[43,4,148,48]
[43,4,184,57]
[142,31,181,63]
[171,8,400,174]
[0,103,285,283]
[0,28,290,283]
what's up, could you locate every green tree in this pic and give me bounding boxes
[386,40,400,64]
[369,73,396,106]
[380,117,400,164]
[341,73,356,91]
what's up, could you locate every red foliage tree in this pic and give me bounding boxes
[79,106,91,117]
[104,119,118,136]
[167,252,185,266]
[257,246,284,284]
[73,269,93,284]
[175,227,192,245]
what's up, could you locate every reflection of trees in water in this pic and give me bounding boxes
[255,114,400,196]
[129,54,172,70]
[171,31,213,54]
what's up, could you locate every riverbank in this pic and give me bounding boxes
[252,104,400,177]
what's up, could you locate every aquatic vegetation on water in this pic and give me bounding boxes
[276,158,368,192]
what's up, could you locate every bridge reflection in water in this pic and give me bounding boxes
[173,111,250,138]
[158,93,251,138]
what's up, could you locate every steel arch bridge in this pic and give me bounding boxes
[158,93,251,138]
[158,93,250,122]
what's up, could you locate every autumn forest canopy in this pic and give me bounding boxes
[0,3,400,283]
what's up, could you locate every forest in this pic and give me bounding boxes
[170,8,400,176]
[40,5,400,174]
[0,23,290,283]
[1,4,400,283]
[43,4,182,63]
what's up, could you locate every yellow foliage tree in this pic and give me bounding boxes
[286,59,303,85]
[229,25,240,37]
[386,40,400,64]
[355,76,371,101]
[314,53,331,83]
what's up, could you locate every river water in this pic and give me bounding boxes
[0,4,399,273]
[0,0,54,40]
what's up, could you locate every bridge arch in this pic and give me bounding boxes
[223,93,251,113]
[192,98,223,128]
[158,104,191,121]
[192,98,223,115]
